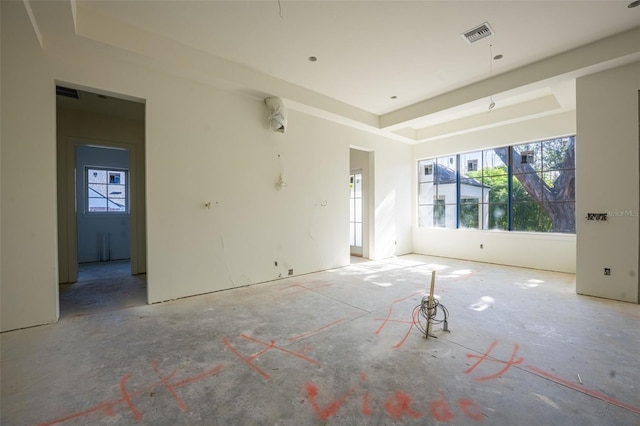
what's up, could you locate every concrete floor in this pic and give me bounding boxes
[2,255,639,425]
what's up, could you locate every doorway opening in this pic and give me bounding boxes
[349,148,373,262]
[56,86,147,316]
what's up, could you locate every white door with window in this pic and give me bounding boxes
[349,171,363,256]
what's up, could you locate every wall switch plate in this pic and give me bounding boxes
[604,268,611,276]
[288,269,294,276]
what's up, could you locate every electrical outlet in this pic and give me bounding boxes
[274,261,278,267]
[604,268,611,276]
[288,269,294,276]
[480,244,484,249]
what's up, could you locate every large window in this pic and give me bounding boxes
[86,168,128,213]
[418,136,575,233]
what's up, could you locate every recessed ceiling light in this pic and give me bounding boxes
[390,95,397,99]
[308,56,317,62]
[493,54,503,60]
[628,0,639,8]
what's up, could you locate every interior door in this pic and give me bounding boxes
[349,171,363,256]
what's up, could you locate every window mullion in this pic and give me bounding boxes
[507,146,513,231]
[456,155,460,229]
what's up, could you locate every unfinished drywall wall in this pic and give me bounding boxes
[412,112,577,273]
[576,62,640,303]
[0,1,411,330]
[1,2,59,331]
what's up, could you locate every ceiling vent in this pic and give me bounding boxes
[56,86,79,99]
[461,22,494,44]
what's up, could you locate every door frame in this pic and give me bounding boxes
[349,147,373,259]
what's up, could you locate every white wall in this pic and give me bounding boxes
[0,1,411,330]
[412,112,577,273]
[1,2,59,331]
[576,62,639,303]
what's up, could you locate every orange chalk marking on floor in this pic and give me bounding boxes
[288,317,349,342]
[526,364,640,415]
[119,374,143,421]
[240,334,321,366]
[384,390,423,419]
[373,291,423,348]
[37,361,226,426]
[305,383,357,421]
[151,360,187,412]
[464,339,524,381]
[458,398,483,421]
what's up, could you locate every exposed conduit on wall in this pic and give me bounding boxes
[265,97,288,133]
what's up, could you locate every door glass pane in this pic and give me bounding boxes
[355,225,362,247]
[350,223,355,246]
[349,172,363,249]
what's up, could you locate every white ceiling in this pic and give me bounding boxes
[52,1,640,142]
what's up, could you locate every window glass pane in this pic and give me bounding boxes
[354,175,362,197]
[436,156,456,184]
[418,159,434,183]
[460,198,480,229]
[512,202,552,232]
[511,174,543,204]
[483,180,507,204]
[543,202,575,233]
[88,169,107,184]
[460,151,482,176]
[108,199,126,212]
[349,176,354,198]
[355,225,362,246]
[350,223,355,246]
[108,171,124,185]
[485,203,508,230]
[442,203,457,229]
[543,170,575,201]
[418,182,435,205]
[483,148,508,176]
[433,200,446,227]
[88,184,107,198]
[418,205,434,227]
[543,137,575,171]
[88,197,107,212]
[109,185,125,197]
[512,142,542,173]
[355,201,362,222]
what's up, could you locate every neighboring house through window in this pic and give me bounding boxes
[417,136,575,233]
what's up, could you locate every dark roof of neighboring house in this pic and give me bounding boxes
[435,163,489,188]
